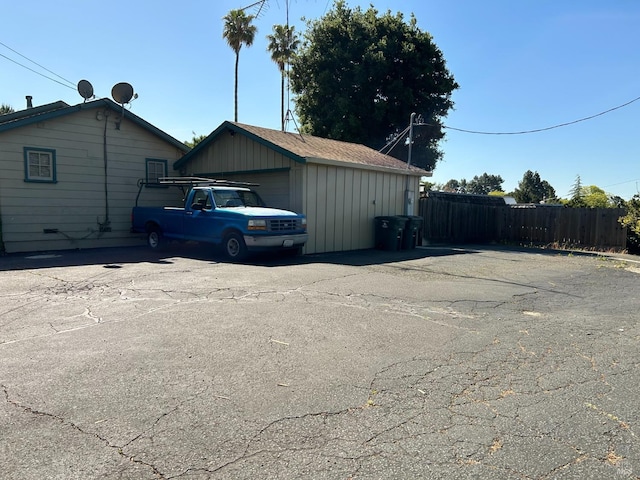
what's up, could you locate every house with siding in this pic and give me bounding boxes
[174,121,430,254]
[0,98,188,254]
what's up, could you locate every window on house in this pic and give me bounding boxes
[24,147,56,183]
[146,159,168,185]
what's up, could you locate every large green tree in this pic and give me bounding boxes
[222,9,257,122]
[267,24,299,131]
[290,1,458,170]
[512,170,556,204]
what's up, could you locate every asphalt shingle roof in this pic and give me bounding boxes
[175,120,429,175]
[231,122,429,174]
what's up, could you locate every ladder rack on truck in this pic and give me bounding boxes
[134,177,260,206]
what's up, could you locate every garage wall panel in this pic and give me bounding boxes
[302,162,410,254]
[222,171,290,210]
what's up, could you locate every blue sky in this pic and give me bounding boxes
[2,0,639,199]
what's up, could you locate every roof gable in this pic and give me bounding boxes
[174,121,429,175]
[0,98,188,152]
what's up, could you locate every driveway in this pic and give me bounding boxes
[1,245,639,479]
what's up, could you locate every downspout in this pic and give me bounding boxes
[99,110,111,232]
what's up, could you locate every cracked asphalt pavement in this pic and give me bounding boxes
[1,245,639,479]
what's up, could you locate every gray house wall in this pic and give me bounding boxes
[0,105,185,253]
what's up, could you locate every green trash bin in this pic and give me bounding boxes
[398,215,424,250]
[375,216,407,251]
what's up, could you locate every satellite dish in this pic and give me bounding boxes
[77,80,94,101]
[111,82,134,104]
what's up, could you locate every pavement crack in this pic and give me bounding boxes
[1,383,169,479]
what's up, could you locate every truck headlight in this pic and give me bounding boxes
[301,218,307,231]
[248,219,267,230]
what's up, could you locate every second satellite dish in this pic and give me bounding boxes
[77,80,94,101]
[111,82,134,104]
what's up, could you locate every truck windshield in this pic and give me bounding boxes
[213,190,266,208]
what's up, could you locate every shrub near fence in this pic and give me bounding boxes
[419,194,627,251]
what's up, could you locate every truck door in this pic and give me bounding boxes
[183,189,219,242]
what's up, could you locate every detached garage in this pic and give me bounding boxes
[174,122,429,254]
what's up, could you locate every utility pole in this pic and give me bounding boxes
[404,113,423,215]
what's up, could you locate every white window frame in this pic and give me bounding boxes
[146,158,168,186]
[24,147,56,183]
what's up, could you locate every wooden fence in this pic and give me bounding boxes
[418,194,627,251]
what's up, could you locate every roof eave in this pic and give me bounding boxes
[306,156,430,176]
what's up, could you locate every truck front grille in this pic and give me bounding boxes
[269,218,302,231]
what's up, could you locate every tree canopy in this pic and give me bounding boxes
[184,132,207,149]
[437,173,503,194]
[512,170,556,204]
[467,173,504,195]
[0,103,14,115]
[566,185,617,208]
[290,1,458,170]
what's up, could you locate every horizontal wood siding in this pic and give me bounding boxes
[0,108,184,253]
[303,165,409,254]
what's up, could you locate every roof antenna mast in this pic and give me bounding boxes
[282,0,302,136]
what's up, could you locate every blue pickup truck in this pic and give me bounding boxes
[131,177,308,260]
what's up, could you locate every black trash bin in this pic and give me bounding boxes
[374,216,407,251]
[398,215,424,250]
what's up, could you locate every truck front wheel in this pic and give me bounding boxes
[147,227,164,250]
[223,232,247,261]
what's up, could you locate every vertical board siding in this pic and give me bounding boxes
[0,108,184,253]
[302,164,410,254]
[419,196,627,251]
[304,164,319,253]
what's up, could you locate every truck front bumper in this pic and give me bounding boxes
[243,233,309,249]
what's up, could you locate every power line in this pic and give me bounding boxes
[379,125,410,155]
[603,178,640,188]
[0,52,75,90]
[0,41,76,88]
[443,95,640,135]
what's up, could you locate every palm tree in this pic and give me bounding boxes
[222,9,257,122]
[266,24,299,131]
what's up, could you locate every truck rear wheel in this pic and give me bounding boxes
[147,227,164,250]
[223,232,247,261]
